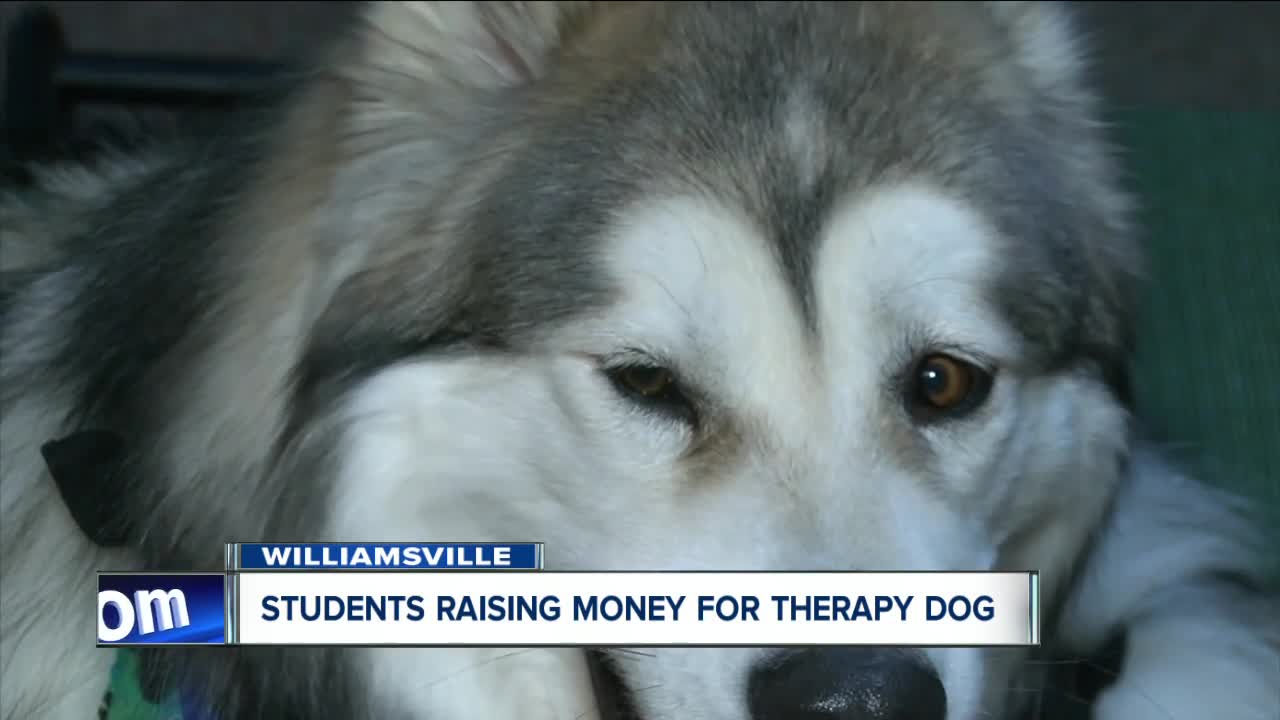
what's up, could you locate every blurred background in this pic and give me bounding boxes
[2,2,1279,159]
[3,2,1279,114]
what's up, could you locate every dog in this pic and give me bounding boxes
[2,2,1277,719]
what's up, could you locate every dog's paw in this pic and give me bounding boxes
[1091,612,1280,720]
[1093,677,1279,720]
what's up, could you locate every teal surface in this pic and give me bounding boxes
[1117,111,1280,567]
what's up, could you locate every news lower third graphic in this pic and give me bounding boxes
[97,543,1041,648]
[98,573,227,646]
[230,541,543,570]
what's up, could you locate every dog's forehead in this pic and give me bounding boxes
[588,182,1018,389]
[455,2,1129,379]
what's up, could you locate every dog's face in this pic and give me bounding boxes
[257,3,1141,719]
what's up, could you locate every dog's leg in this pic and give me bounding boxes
[1057,444,1280,720]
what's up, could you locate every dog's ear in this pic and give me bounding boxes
[354,2,590,87]
[332,1,593,125]
[985,0,1143,391]
[982,1,1091,97]
[283,1,600,274]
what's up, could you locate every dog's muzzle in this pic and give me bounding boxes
[748,648,947,720]
[591,648,946,720]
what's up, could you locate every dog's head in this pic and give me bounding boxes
[155,2,1143,719]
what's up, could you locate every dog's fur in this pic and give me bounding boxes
[2,2,1277,719]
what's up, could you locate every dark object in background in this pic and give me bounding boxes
[40,429,133,547]
[2,4,64,159]
[1,4,287,167]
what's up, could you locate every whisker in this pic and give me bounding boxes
[408,648,543,692]
[604,648,658,660]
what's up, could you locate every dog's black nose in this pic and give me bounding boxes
[748,648,947,720]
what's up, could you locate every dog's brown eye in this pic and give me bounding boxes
[615,366,675,397]
[605,364,697,425]
[909,353,993,420]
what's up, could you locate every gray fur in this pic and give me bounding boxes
[1,3,1274,720]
